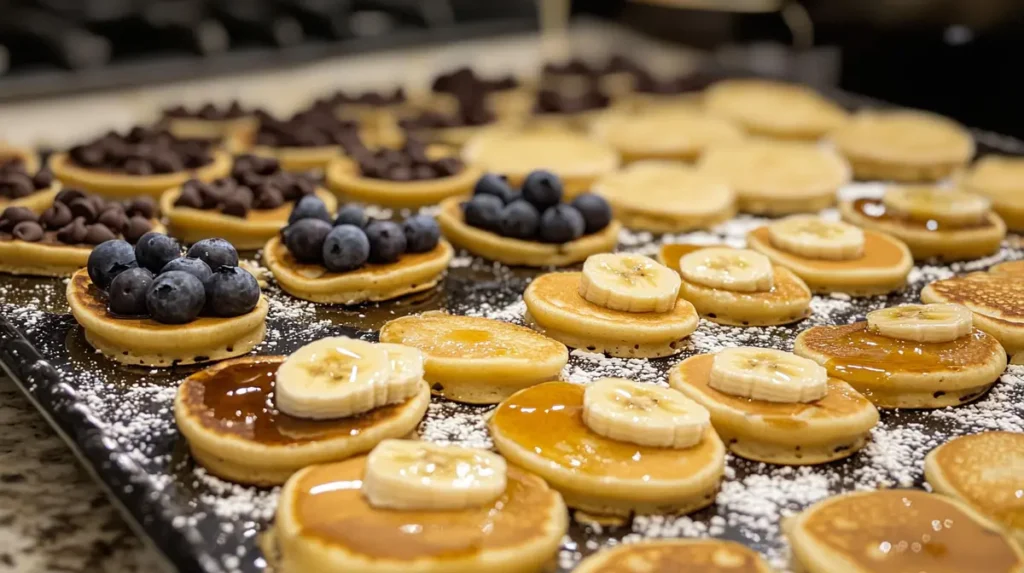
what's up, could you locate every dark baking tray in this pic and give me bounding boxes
[3,96,1024,573]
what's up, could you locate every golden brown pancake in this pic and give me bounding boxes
[990,260,1024,276]
[925,432,1024,547]
[0,219,165,277]
[961,155,1024,232]
[489,381,725,518]
[785,490,1024,573]
[174,356,430,486]
[271,457,568,573]
[66,269,268,367]
[324,153,481,208]
[670,354,879,465]
[793,322,1007,408]
[921,272,1024,361]
[575,539,774,573]
[49,150,232,200]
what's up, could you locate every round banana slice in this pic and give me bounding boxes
[866,303,973,343]
[578,254,681,313]
[275,337,393,419]
[362,439,508,511]
[767,215,865,261]
[582,378,710,449]
[678,247,774,293]
[882,186,991,226]
[377,343,426,404]
[709,347,828,403]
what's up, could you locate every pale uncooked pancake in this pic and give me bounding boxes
[703,79,848,141]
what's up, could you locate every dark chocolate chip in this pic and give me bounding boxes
[0,206,37,228]
[175,184,203,209]
[11,221,43,242]
[122,216,152,244]
[254,186,284,209]
[413,164,437,180]
[433,157,463,176]
[31,167,54,190]
[54,188,86,205]
[122,158,154,176]
[0,173,34,199]
[198,183,224,209]
[97,208,128,232]
[389,166,413,182]
[56,217,89,244]
[127,196,157,219]
[40,202,73,230]
[83,224,117,245]
[221,187,253,218]
[68,197,98,221]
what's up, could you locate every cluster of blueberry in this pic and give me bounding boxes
[0,160,53,199]
[162,101,251,120]
[87,234,260,325]
[282,195,441,272]
[462,171,612,243]
[68,127,214,176]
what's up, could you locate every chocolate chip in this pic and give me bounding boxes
[83,223,117,245]
[0,173,35,199]
[198,183,224,209]
[54,188,86,205]
[122,158,154,176]
[235,170,264,189]
[97,208,128,232]
[128,196,157,219]
[149,152,184,174]
[254,186,284,209]
[122,216,152,243]
[253,156,280,176]
[68,145,105,167]
[389,166,413,182]
[56,217,89,244]
[68,197,98,221]
[40,201,73,229]
[413,164,437,180]
[11,221,43,242]
[221,187,253,217]
[31,167,54,190]
[175,184,203,209]
[433,157,463,176]
[1,206,38,227]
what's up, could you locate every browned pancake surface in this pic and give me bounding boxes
[932,432,1024,532]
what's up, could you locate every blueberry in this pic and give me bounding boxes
[365,220,407,264]
[402,215,441,253]
[87,239,138,290]
[498,200,540,240]
[322,225,370,272]
[160,257,212,283]
[134,232,182,274]
[282,218,332,264]
[463,194,504,232]
[204,266,260,317]
[145,271,206,324]
[571,193,613,234]
[473,173,515,203]
[107,267,153,315]
[522,170,563,210]
[186,238,239,270]
[539,204,585,243]
[334,205,368,228]
[288,195,331,225]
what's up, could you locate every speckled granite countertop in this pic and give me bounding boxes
[0,376,164,573]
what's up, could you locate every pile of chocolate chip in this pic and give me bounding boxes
[432,67,518,95]
[318,88,406,108]
[399,93,495,130]
[0,161,54,199]
[0,189,155,245]
[254,108,361,149]
[67,126,214,175]
[162,100,251,120]
[634,70,715,95]
[174,154,316,217]
[353,139,464,182]
[534,86,611,114]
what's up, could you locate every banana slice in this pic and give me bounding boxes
[362,439,507,511]
[767,215,865,261]
[709,347,828,403]
[866,303,973,343]
[275,337,393,419]
[678,247,774,293]
[377,343,426,404]
[582,378,710,449]
[578,254,681,313]
[882,186,991,226]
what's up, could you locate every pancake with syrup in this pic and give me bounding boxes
[262,235,453,305]
[67,269,268,367]
[925,431,1024,546]
[175,356,430,486]
[575,539,773,573]
[785,490,1024,573]
[670,353,879,465]
[489,381,725,518]
[922,271,1024,362]
[379,313,568,404]
[268,456,567,572]
[523,272,699,358]
[793,322,1006,408]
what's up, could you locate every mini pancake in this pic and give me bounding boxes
[160,187,337,250]
[829,109,975,182]
[174,356,430,486]
[593,161,736,233]
[66,269,268,367]
[589,107,744,163]
[703,79,848,141]
[523,272,699,358]
[839,196,1005,261]
[990,260,1024,276]
[670,354,879,465]
[324,153,482,209]
[784,490,1024,573]
[747,225,913,295]
[793,322,1006,408]
[0,219,165,277]
[249,145,347,173]
[925,431,1024,546]
[489,381,725,518]
[962,155,1024,231]
[163,116,257,152]
[0,144,40,173]
[49,150,232,200]
[696,140,851,215]
[435,197,621,267]
[574,539,774,573]
[270,456,567,573]
[921,272,1024,362]
[461,127,620,198]
[659,244,812,327]
[262,236,453,305]
[379,312,568,404]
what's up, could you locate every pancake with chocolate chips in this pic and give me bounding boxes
[399,93,503,148]
[0,158,60,213]
[0,144,40,174]
[250,108,363,172]
[161,101,258,151]
[922,271,1024,361]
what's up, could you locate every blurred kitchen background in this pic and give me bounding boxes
[1,0,1023,138]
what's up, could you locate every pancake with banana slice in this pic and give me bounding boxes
[921,271,1024,362]
[671,350,879,465]
[490,380,725,519]
[575,539,774,573]
[785,490,1024,573]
